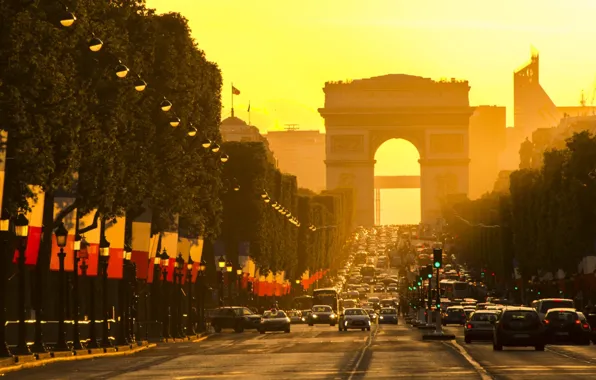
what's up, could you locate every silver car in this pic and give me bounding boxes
[339,308,371,331]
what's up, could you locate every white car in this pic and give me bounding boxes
[339,308,371,331]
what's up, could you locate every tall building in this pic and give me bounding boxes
[468,106,506,199]
[266,129,325,192]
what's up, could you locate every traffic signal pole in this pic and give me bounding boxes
[435,264,443,334]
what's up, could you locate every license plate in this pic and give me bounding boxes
[514,334,530,338]
[556,332,569,336]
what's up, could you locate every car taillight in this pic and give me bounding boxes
[466,323,473,329]
[575,320,581,325]
[544,320,550,324]
[583,324,590,329]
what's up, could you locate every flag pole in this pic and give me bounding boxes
[248,101,251,125]
[231,83,234,117]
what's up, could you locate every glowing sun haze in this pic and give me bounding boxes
[147,0,596,224]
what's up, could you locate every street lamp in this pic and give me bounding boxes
[263,196,270,204]
[211,143,220,153]
[13,214,30,356]
[134,77,147,92]
[54,222,69,351]
[218,256,226,269]
[99,234,112,348]
[173,253,185,338]
[201,139,212,149]
[160,249,171,340]
[59,9,76,27]
[169,116,181,128]
[198,259,207,332]
[160,98,172,112]
[226,261,233,273]
[186,256,195,336]
[115,61,130,78]
[88,35,103,52]
[220,153,229,163]
[187,126,197,137]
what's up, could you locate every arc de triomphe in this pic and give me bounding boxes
[318,74,473,227]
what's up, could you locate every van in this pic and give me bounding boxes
[534,298,575,320]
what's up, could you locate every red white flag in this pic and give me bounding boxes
[232,85,240,95]
[12,186,44,266]
[105,217,125,279]
[162,215,179,282]
[146,234,160,284]
[131,206,152,279]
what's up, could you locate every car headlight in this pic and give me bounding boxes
[301,317,305,321]
[379,316,384,320]
[286,318,291,323]
[344,321,349,326]
[330,314,336,319]
[312,315,318,318]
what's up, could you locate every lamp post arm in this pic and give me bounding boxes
[79,210,100,234]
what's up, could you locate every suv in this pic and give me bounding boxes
[493,307,545,351]
[210,307,262,333]
[534,298,575,320]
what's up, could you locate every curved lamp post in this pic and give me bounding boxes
[198,260,207,332]
[225,261,233,305]
[13,214,31,356]
[0,216,11,357]
[54,222,70,351]
[218,256,226,306]
[173,253,185,338]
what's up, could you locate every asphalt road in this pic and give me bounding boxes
[9,317,596,379]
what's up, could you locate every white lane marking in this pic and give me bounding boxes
[545,347,595,365]
[443,340,492,380]
[347,326,379,380]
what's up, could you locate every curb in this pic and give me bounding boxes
[0,343,156,375]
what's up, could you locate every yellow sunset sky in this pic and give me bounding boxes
[147,0,596,224]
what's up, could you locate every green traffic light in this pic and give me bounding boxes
[427,274,432,279]
[514,286,518,290]
[434,262,440,268]
[417,281,421,286]
[412,286,417,290]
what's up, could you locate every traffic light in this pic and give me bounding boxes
[433,248,442,268]
[426,264,433,279]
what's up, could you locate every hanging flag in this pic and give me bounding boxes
[50,193,77,272]
[105,217,125,279]
[0,131,7,216]
[232,85,240,95]
[79,210,100,276]
[247,102,251,112]
[146,234,161,284]
[162,214,179,282]
[12,186,44,266]
[131,205,152,279]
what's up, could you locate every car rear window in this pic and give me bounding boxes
[472,313,498,322]
[546,311,578,322]
[540,300,574,313]
[502,311,540,327]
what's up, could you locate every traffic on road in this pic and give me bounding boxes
[7,224,596,379]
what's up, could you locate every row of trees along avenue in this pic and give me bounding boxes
[0,1,350,354]
[441,131,596,303]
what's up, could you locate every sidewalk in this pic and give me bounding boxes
[0,333,210,375]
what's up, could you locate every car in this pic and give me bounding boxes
[373,284,385,293]
[339,308,371,331]
[493,307,545,351]
[210,306,262,333]
[287,310,303,324]
[442,306,466,326]
[464,308,475,320]
[301,310,312,323]
[464,310,498,343]
[534,298,575,320]
[378,307,398,324]
[586,312,596,344]
[259,310,291,334]
[544,309,591,345]
[386,285,398,293]
[308,305,338,326]
[363,308,378,322]
[367,297,380,309]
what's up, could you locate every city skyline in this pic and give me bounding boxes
[148,0,596,132]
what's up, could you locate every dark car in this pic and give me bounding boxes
[442,306,466,326]
[210,306,262,333]
[464,310,498,343]
[493,307,545,351]
[586,313,596,344]
[378,307,398,325]
[544,309,591,345]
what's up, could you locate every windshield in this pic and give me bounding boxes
[380,309,396,314]
[263,311,287,319]
[343,300,357,307]
[345,309,366,316]
[540,300,574,313]
[472,313,498,322]
[313,306,332,313]
[287,311,300,317]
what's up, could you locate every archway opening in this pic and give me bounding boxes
[374,138,420,225]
